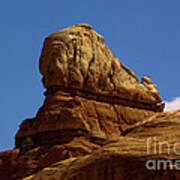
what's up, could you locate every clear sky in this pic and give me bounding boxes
[0,0,180,151]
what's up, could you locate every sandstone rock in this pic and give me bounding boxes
[1,110,180,180]
[21,110,180,180]
[15,89,157,148]
[39,24,162,105]
[15,24,164,149]
[0,137,101,180]
[0,24,168,180]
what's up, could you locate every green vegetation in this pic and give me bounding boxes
[21,137,34,151]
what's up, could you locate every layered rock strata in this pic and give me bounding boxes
[15,24,164,148]
[1,110,180,180]
[0,24,167,180]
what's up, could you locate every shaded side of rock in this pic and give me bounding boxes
[0,137,100,180]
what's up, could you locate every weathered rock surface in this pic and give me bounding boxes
[15,89,156,148]
[23,110,180,180]
[0,24,168,180]
[0,137,101,180]
[1,110,180,180]
[15,24,164,149]
[39,24,162,105]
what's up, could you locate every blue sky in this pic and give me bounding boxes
[0,0,180,151]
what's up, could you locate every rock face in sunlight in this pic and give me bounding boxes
[4,24,180,180]
[39,24,162,105]
[23,110,180,180]
[15,24,164,148]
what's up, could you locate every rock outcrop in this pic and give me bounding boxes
[15,24,164,149]
[0,24,171,180]
[39,24,161,105]
[23,110,180,180]
[1,110,180,180]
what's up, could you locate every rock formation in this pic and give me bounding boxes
[23,110,180,180]
[15,24,164,148]
[2,24,179,180]
[39,24,161,104]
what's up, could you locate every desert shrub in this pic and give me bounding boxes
[21,137,34,151]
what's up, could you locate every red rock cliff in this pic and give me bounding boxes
[15,24,164,148]
[2,24,178,180]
